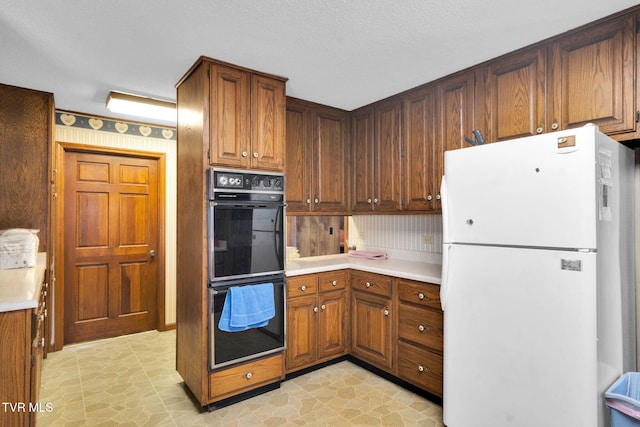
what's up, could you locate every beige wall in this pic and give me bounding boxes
[55,119,177,326]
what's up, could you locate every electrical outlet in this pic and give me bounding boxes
[422,235,434,245]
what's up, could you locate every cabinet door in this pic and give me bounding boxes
[435,72,475,209]
[285,99,313,212]
[548,14,635,135]
[351,291,392,370]
[209,63,251,168]
[251,74,286,171]
[402,86,437,211]
[312,106,349,212]
[351,106,375,212]
[286,295,318,370]
[485,47,547,141]
[373,98,402,212]
[318,290,347,359]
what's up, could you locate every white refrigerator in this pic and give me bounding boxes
[440,124,636,427]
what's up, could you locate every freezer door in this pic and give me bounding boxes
[443,126,607,249]
[442,244,605,427]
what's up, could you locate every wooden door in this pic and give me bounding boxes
[318,290,347,359]
[286,295,318,371]
[285,99,312,212]
[548,14,635,134]
[209,63,251,168]
[313,106,349,213]
[402,86,437,211]
[251,74,286,171]
[63,151,159,344]
[350,291,392,370]
[373,98,402,212]
[351,106,375,212]
[485,47,547,141]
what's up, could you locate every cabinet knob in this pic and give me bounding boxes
[314,198,319,204]
[418,292,425,300]
[436,194,441,200]
[253,152,259,158]
[321,304,326,311]
[551,122,559,130]
[241,151,248,157]
[245,372,254,379]
[383,308,390,317]
[418,365,426,373]
[299,285,307,291]
[331,280,337,286]
[373,198,378,204]
[365,282,372,288]
[418,324,428,332]
[427,194,433,201]
[313,306,319,313]
[367,198,372,203]
[536,126,543,134]
[306,198,311,204]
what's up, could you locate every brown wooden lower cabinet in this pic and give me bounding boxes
[209,353,284,402]
[286,269,444,399]
[0,280,47,427]
[286,271,348,373]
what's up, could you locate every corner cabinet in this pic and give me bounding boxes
[186,57,287,172]
[176,57,287,409]
[285,98,349,214]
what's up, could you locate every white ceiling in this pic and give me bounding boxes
[1,1,638,127]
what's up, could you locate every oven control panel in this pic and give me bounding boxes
[211,169,284,193]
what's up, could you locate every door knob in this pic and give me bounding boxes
[149,250,157,257]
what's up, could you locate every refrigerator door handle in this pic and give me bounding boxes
[441,175,449,243]
[440,243,451,311]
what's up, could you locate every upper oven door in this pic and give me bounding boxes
[208,200,284,282]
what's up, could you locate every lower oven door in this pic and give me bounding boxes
[209,275,286,370]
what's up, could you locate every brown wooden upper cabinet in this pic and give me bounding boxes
[480,14,636,143]
[208,61,286,171]
[285,98,349,214]
[351,98,402,212]
[402,85,438,212]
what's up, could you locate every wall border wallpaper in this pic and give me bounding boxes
[55,111,176,141]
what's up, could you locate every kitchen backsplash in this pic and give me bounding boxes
[348,215,443,263]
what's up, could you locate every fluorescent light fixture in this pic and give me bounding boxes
[106,91,176,123]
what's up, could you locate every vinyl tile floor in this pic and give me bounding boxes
[38,330,444,426]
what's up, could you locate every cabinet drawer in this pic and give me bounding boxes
[318,270,347,293]
[397,279,441,309]
[350,272,392,297]
[398,303,443,352]
[209,353,283,401]
[287,275,318,298]
[397,341,443,397]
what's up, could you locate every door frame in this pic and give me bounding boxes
[53,141,167,350]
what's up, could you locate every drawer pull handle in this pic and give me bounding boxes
[418,293,425,300]
[245,372,254,379]
[300,285,307,291]
[331,280,337,286]
[365,282,372,288]
[418,365,427,373]
[418,324,428,332]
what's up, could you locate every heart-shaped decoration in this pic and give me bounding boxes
[162,129,174,139]
[60,114,76,126]
[115,122,128,133]
[139,126,152,137]
[88,118,103,130]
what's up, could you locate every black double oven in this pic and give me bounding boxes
[207,168,286,370]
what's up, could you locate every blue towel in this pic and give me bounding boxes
[218,283,275,332]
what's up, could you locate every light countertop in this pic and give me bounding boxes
[286,254,442,284]
[0,253,46,313]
